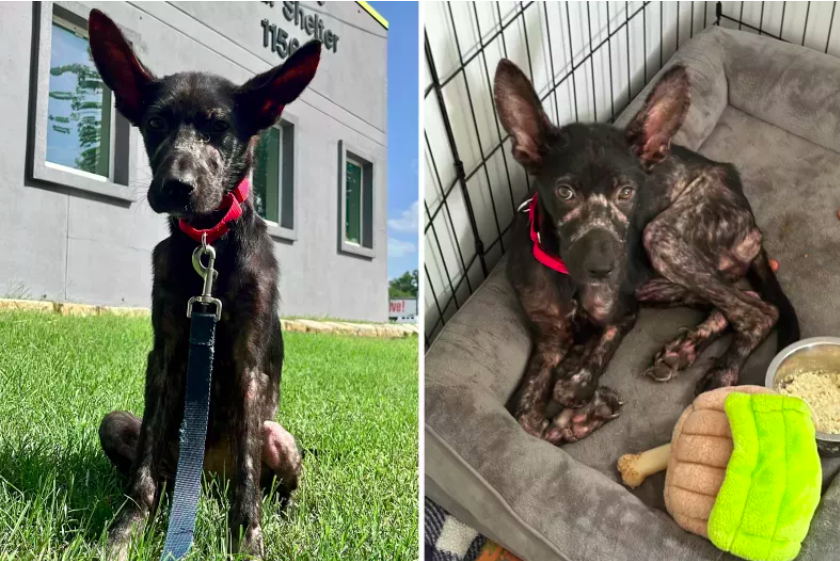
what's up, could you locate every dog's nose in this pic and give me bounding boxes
[161,179,195,199]
[577,228,619,279]
[587,261,615,279]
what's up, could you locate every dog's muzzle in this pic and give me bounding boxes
[569,228,623,280]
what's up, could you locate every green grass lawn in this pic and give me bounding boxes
[0,311,418,560]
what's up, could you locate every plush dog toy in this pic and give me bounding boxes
[617,386,821,561]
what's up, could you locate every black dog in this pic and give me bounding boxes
[495,60,798,445]
[88,10,318,559]
[495,59,645,444]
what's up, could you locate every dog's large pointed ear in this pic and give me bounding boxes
[88,9,155,125]
[235,40,321,133]
[626,65,690,169]
[494,59,553,170]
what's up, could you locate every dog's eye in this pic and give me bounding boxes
[557,185,575,200]
[618,186,635,200]
[147,116,166,130]
[212,120,230,132]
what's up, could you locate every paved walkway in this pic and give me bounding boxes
[0,298,417,338]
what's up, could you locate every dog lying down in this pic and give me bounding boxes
[87,9,318,560]
[494,59,799,445]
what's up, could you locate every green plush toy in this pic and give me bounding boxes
[707,393,822,561]
[618,387,822,561]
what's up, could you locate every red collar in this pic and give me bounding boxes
[178,178,251,244]
[528,194,569,274]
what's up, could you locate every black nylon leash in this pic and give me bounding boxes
[160,236,223,561]
[160,311,215,559]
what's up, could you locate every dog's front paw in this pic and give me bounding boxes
[695,366,738,395]
[552,369,596,408]
[513,407,548,439]
[105,506,147,561]
[544,386,623,444]
[105,521,136,561]
[104,538,130,561]
[233,524,265,560]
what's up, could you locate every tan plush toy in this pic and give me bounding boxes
[617,386,822,561]
[618,386,773,535]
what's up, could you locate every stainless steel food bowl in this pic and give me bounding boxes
[765,337,840,457]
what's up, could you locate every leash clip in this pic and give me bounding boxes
[187,233,223,321]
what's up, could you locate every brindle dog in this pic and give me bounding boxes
[87,10,318,560]
[495,60,799,445]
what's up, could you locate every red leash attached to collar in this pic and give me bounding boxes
[527,193,569,274]
[178,178,251,244]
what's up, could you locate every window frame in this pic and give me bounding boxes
[255,111,298,242]
[29,2,137,202]
[337,140,375,259]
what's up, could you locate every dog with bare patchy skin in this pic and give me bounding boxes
[494,60,799,446]
[86,9,319,560]
[629,67,798,393]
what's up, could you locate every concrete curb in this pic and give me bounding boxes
[0,298,417,338]
[0,298,149,317]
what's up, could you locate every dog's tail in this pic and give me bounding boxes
[747,248,800,350]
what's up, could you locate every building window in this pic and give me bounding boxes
[30,4,133,202]
[338,140,375,258]
[345,156,364,244]
[254,126,282,223]
[252,120,297,240]
[47,14,112,178]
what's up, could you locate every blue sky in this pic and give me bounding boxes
[368,1,419,280]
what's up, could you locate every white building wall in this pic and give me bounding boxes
[0,1,390,322]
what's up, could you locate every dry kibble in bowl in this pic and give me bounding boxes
[778,371,840,434]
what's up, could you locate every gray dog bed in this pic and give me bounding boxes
[425,26,840,561]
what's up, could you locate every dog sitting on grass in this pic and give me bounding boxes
[87,10,317,560]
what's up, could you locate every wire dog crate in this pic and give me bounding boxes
[423,1,840,346]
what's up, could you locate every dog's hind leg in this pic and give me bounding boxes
[644,219,779,394]
[694,293,777,394]
[636,278,711,310]
[260,421,302,506]
[99,411,141,477]
[638,285,764,382]
[644,309,729,382]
